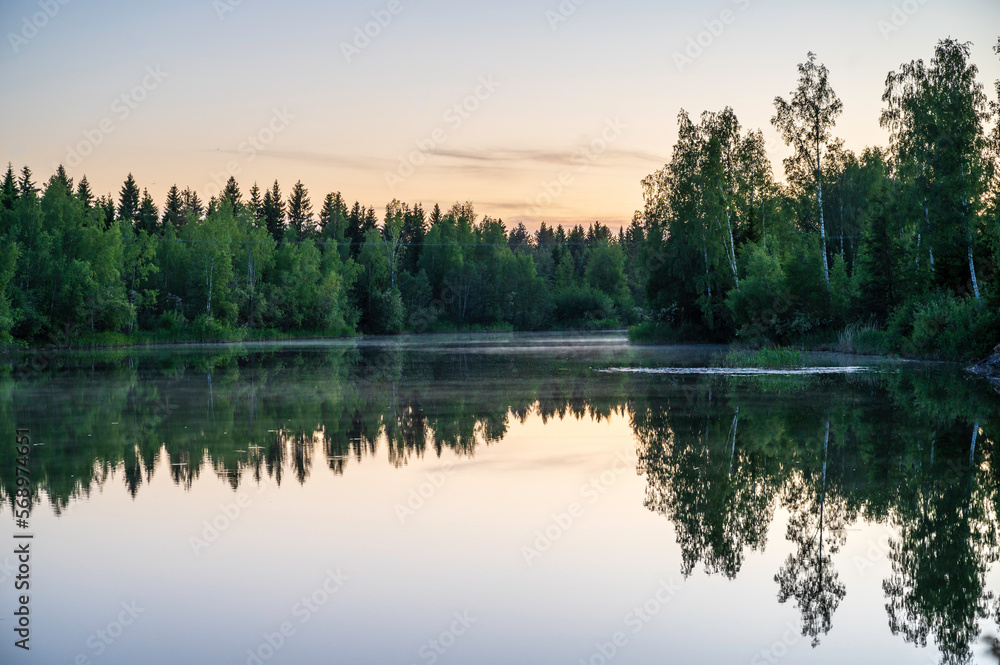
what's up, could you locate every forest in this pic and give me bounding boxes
[0,37,998,360]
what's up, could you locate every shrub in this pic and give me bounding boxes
[157,310,187,335]
[892,294,997,361]
[190,314,238,342]
[367,287,404,335]
[727,243,795,344]
[908,295,996,360]
[554,286,614,326]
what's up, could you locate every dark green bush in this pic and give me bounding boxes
[554,287,614,326]
[157,310,187,335]
[891,294,997,361]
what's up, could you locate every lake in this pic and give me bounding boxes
[1,332,998,665]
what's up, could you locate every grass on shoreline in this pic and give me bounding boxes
[719,347,806,369]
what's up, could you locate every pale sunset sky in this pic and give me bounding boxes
[2,0,998,230]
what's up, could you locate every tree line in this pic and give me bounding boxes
[636,37,1000,360]
[1,36,998,358]
[0,164,643,345]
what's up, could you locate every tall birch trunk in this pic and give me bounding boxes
[817,154,829,285]
[960,165,981,300]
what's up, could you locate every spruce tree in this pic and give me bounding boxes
[318,192,337,233]
[286,181,314,238]
[222,176,242,211]
[262,180,285,242]
[248,183,263,221]
[363,206,378,236]
[137,189,159,235]
[319,192,350,255]
[508,222,530,251]
[181,188,204,221]
[402,202,427,272]
[162,185,185,229]
[1,164,17,211]
[98,195,116,229]
[53,165,73,193]
[118,173,141,222]
[347,201,364,256]
[18,166,37,200]
[76,176,94,209]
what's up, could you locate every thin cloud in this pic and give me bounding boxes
[209,149,391,171]
[429,147,665,169]
[207,145,665,180]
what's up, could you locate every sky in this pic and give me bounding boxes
[1,0,999,231]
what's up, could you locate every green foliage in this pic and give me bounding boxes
[721,347,805,368]
[628,321,680,343]
[635,39,999,361]
[0,242,19,344]
[585,242,630,302]
[7,35,999,360]
[836,320,891,356]
[641,107,773,340]
[0,167,655,345]
[889,293,997,361]
[156,310,187,336]
[850,175,907,319]
[190,314,241,342]
[117,173,140,222]
[553,286,613,328]
[367,286,404,335]
[829,254,851,326]
[726,244,793,344]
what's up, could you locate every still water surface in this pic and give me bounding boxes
[1,333,998,665]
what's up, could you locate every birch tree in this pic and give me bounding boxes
[883,39,989,299]
[772,53,843,286]
[382,199,406,288]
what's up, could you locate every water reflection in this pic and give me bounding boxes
[1,339,998,663]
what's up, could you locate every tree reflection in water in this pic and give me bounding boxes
[0,344,998,663]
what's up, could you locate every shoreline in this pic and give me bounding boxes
[1,330,988,377]
[0,327,633,355]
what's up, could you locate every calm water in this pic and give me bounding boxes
[1,333,998,665]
